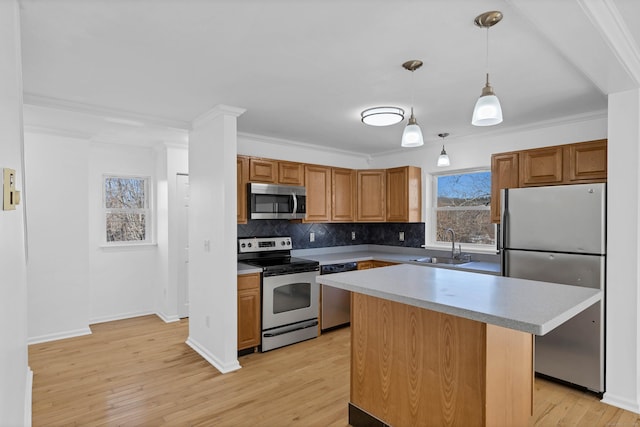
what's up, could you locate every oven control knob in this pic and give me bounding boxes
[280,241,285,246]
[247,243,252,248]
[286,240,291,246]
[241,243,246,248]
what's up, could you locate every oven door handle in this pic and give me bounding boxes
[263,320,318,337]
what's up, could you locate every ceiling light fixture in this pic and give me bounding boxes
[401,60,424,147]
[361,106,405,126]
[472,11,503,127]
[437,133,451,167]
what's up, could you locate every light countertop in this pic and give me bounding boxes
[297,250,501,275]
[316,263,601,336]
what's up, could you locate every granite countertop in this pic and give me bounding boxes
[316,263,601,336]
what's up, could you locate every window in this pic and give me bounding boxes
[433,170,495,247]
[103,175,151,244]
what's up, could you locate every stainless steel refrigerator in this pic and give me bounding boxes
[500,183,605,393]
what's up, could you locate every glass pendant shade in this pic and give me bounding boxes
[401,115,424,147]
[472,93,503,126]
[437,146,450,167]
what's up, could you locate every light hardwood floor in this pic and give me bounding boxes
[29,315,639,426]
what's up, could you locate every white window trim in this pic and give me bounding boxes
[102,174,154,247]
[427,168,496,254]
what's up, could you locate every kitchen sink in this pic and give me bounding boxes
[411,257,471,265]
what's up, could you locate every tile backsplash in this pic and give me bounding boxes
[238,220,425,249]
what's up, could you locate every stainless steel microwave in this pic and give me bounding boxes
[249,183,306,220]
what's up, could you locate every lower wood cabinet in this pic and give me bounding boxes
[237,273,261,352]
[357,260,398,270]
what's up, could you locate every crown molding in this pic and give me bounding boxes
[23,93,191,130]
[192,104,246,128]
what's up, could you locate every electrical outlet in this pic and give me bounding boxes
[351,231,356,240]
[399,231,405,241]
[309,232,315,242]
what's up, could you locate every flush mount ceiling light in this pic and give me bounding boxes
[361,106,405,126]
[471,11,503,127]
[437,133,451,167]
[401,60,424,147]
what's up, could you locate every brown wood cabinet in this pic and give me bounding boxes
[386,166,421,222]
[519,146,564,187]
[249,158,278,183]
[304,165,332,222]
[565,139,607,183]
[237,156,249,224]
[490,153,519,223]
[332,168,356,222]
[357,261,374,270]
[237,273,261,351]
[278,161,304,186]
[491,139,607,223]
[357,170,386,222]
[372,260,399,268]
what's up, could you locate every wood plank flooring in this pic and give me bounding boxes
[29,315,640,426]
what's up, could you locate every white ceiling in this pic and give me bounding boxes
[18,0,640,155]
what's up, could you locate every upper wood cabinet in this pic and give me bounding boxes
[332,168,356,222]
[249,158,278,183]
[386,166,422,222]
[237,273,261,352]
[490,153,519,223]
[565,139,607,183]
[357,170,386,222]
[248,158,304,185]
[278,161,304,186]
[519,146,564,187]
[237,156,249,224]
[491,139,607,223]
[304,165,332,222]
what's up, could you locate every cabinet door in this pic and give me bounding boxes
[372,260,399,268]
[357,170,386,222]
[237,156,249,224]
[304,165,332,222]
[357,261,374,270]
[386,166,421,222]
[565,139,607,183]
[519,146,563,187]
[278,161,304,186]
[249,158,278,183]
[332,168,356,222]
[491,153,519,223]
[238,273,261,351]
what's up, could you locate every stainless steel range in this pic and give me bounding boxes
[238,236,320,352]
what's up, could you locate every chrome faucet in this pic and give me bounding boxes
[445,228,456,259]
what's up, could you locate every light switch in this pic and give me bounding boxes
[3,168,20,211]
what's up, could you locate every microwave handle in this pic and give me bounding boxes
[292,192,298,216]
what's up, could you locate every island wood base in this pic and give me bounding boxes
[350,293,534,427]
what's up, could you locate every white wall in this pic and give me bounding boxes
[24,133,91,342]
[155,144,188,321]
[603,89,640,413]
[0,1,30,425]
[187,106,243,373]
[88,142,159,323]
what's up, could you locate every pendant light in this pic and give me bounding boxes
[401,60,424,147]
[471,11,503,127]
[437,133,451,167]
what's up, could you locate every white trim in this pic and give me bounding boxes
[601,393,640,415]
[24,367,33,427]
[155,312,180,323]
[28,327,92,345]
[192,104,246,128]
[185,336,241,374]
[89,310,155,325]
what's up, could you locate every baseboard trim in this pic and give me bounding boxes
[185,336,241,374]
[155,312,180,323]
[89,310,154,325]
[602,392,640,414]
[28,327,92,345]
[24,367,33,427]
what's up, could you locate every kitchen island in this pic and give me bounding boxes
[316,264,601,427]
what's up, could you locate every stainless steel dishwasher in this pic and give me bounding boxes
[320,262,357,331]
